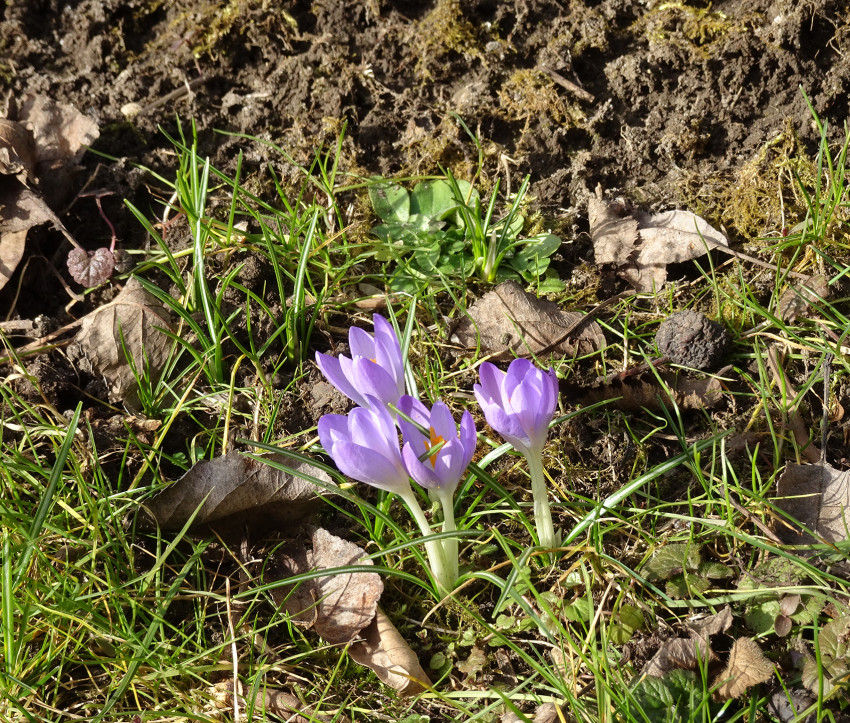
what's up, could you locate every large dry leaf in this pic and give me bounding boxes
[713,637,773,700]
[270,527,382,645]
[643,607,732,678]
[213,682,343,723]
[144,452,337,535]
[0,229,26,294]
[17,94,99,168]
[349,607,431,696]
[0,118,37,180]
[774,462,850,546]
[501,703,560,723]
[778,275,829,323]
[589,187,728,292]
[451,280,605,360]
[69,278,175,408]
[576,370,726,413]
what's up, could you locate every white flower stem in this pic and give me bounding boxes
[524,448,557,550]
[397,488,453,595]
[434,489,459,587]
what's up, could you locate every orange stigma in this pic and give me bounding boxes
[424,427,446,469]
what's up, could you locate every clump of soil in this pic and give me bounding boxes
[656,310,731,370]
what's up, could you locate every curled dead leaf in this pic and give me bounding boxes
[349,607,431,696]
[269,527,382,645]
[0,118,37,180]
[779,275,829,323]
[143,452,337,537]
[0,229,26,294]
[713,637,773,700]
[643,607,733,678]
[774,461,850,546]
[589,186,728,292]
[213,682,344,723]
[68,278,175,409]
[452,280,605,360]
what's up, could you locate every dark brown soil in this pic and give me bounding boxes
[3,0,849,327]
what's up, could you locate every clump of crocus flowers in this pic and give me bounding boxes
[316,314,560,593]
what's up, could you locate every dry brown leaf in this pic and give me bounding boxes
[589,187,728,292]
[143,451,337,536]
[713,637,774,700]
[587,191,639,268]
[348,607,431,696]
[0,229,26,294]
[643,607,733,678]
[576,367,729,413]
[0,119,37,180]
[774,461,850,546]
[451,280,605,360]
[779,275,829,323]
[69,278,175,409]
[687,606,734,638]
[17,94,99,168]
[501,702,560,723]
[269,527,382,645]
[213,682,343,723]
[643,636,713,678]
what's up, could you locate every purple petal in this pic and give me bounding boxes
[332,441,409,492]
[373,315,403,364]
[317,414,349,454]
[402,442,442,489]
[351,357,402,407]
[459,410,477,466]
[429,402,456,440]
[510,377,549,449]
[348,325,376,360]
[477,397,531,451]
[476,362,506,404]
[316,352,366,407]
[397,395,429,445]
[504,358,534,398]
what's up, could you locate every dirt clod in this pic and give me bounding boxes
[655,310,730,370]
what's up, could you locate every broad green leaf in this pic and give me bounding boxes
[609,604,645,645]
[629,669,705,722]
[563,597,593,623]
[699,561,734,579]
[666,572,710,598]
[447,179,480,227]
[410,179,457,220]
[369,180,410,223]
[802,612,850,695]
[643,543,702,582]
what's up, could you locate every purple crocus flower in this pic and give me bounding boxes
[397,395,477,493]
[315,314,406,410]
[473,358,559,455]
[317,400,410,493]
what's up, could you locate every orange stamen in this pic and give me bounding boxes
[424,427,446,469]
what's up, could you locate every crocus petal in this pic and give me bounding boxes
[316,352,367,407]
[397,395,430,444]
[351,357,402,408]
[459,411,477,467]
[348,325,376,360]
[476,362,507,405]
[429,402,457,440]
[332,441,409,492]
[402,442,442,489]
[317,413,349,452]
[504,357,534,398]
[476,397,532,453]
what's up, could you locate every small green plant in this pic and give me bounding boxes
[368,172,564,292]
